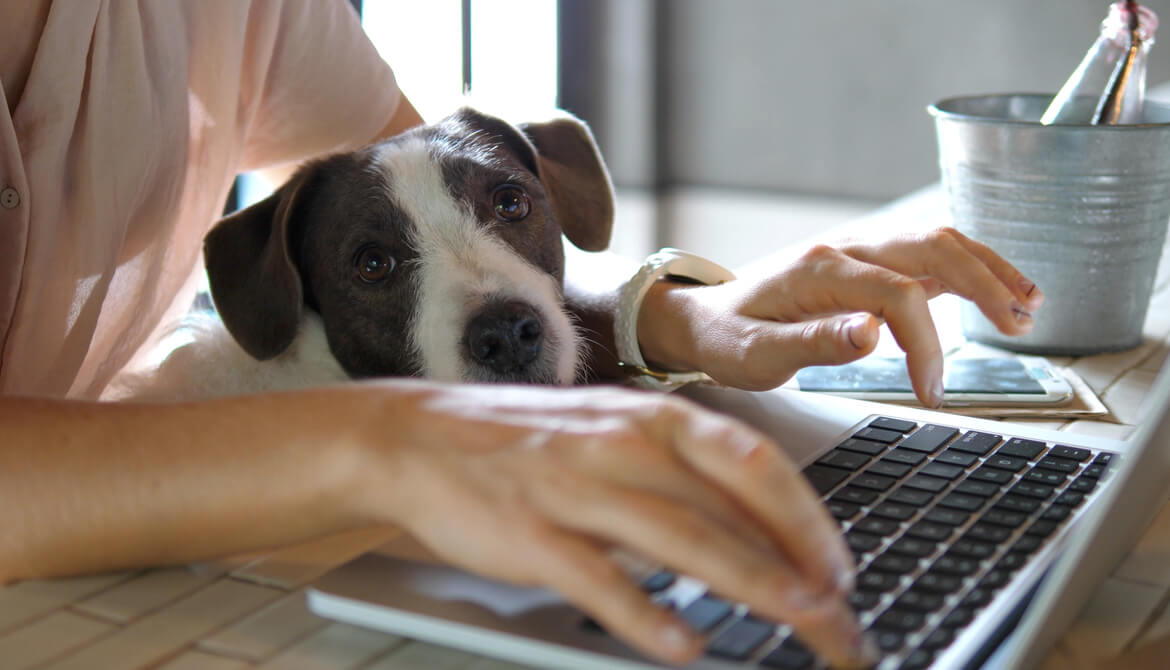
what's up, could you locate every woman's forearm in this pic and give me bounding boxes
[0,386,410,582]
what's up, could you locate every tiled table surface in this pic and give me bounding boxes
[3,186,1169,670]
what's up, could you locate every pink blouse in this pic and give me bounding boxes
[0,0,400,398]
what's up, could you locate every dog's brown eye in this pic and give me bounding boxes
[355,246,395,283]
[492,185,530,222]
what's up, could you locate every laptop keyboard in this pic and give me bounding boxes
[596,416,1116,670]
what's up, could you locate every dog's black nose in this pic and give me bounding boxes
[465,301,543,373]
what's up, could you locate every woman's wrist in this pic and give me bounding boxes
[636,280,705,374]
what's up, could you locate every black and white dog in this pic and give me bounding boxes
[114,108,614,401]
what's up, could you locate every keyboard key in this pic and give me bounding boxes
[858,570,902,592]
[827,500,861,521]
[994,494,1041,514]
[870,553,920,575]
[707,615,776,661]
[923,507,969,526]
[906,521,954,542]
[919,462,965,480]
[855,427,904,444]
[1036,456,1079,474]
[953,480,1000,498]
[1024,468,1067,486]
[1050,446,1091,461]
[1094,453,1114,465]
[933,554,981,576]
[641,571,676,593]
[816,449,872,471]
[1068,476,1099,494]
[997,438,1046,460]
[802,465,848,495]
[997,552,1029,572]
[920,627,955,650]
[935,449,979,467]
[970,467,1014,485]
[1012,536,1044,555]
[1010,481,1055,500]
[875,608,926,632]
[890,537,938,558]
[872,629,907,653]
[848,589,882,612]
[1041,505,1071,522]
[679,595,734,632]
[980,568,1012,589]
[1055,491,1085,507]
[904,474,950,493]
[915,571,964,594]
[853,517,901,537]
[962,587,994,609]
[870,417,917,433]
[896,590,945,613]
[872,502,918,521]
[1082,464,1107,479]
[951,431,1002,455]
[965,523,1012,544]
[847,532,884,554]
[868,460,914,478]
[884,448,928,466]
[887,487,935,506]
[901,648,935,670]
[950,538,996,559]
[761,637,814,670]
[852,473,898,492]
[940,607,974,628]
[1025,520,1060,538]
[982,509,1027,528]
[838,437,887,456]
[900,425,959,453]
[937,493,985,512]
[832,486,881,505]
[985,455,1028,472]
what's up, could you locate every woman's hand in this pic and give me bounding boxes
[638,227,1044,406]
[355,381,878,668]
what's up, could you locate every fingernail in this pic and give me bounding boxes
[1018,277,1036,297]
[833,555,856,593]
[659,621,697,655]
[846,315,870,350]
[850,630,882,666]
[930,378,945,408]
[1011,302,1034,325]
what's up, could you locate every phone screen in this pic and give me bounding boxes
[795,357,1047,395]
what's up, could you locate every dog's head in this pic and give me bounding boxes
[203,108,613,385]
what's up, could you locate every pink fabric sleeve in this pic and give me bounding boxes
[237,0,403,171]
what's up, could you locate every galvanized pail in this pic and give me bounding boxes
[929,93,1170,355]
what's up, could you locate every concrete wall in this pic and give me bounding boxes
[565,0,1170,201]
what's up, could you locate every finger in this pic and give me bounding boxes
[842,228,1041,335]
[525,527,705,665]
[707,313,881,391]
[529,476,876,669]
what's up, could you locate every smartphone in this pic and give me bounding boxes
[792,355,1074,406]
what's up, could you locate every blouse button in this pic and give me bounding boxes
[0,187,19,209]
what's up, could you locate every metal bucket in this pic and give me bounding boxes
[929,93,1170,355]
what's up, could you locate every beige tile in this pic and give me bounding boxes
[156,650,255,670]
[1116,500,1170,587]
[1037,639,1092,670]
[72,567,216,623]
[1101,369,1161,426]
[231,527,401,590]
[1101,632,1170,670]
[361,640,478,670]
[0,610,115,669]
[0,572,133,633]
[1070,341,1162,395]
[199,592,329,661]
[253,622,402,670]
[43,578,282,670]
[1062,577,1164,662]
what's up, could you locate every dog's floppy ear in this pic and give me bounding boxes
[203,173,310,360]
[520,115,614,252]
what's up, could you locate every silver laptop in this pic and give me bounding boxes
[306,361,1170,670]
